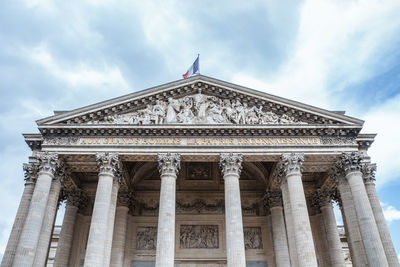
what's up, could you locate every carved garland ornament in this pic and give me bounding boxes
[88,93,306,125]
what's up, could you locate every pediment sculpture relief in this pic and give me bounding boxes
[89,92,307,125]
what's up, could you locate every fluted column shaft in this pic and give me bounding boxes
[320,203,345,267]
[33,179,62,266]
[340,152,388,266]
[155,153,180,267]
[84,153,121,267]
[337,181,368,267]
[54,203,78,267]
[270,205,290,267]
[281,181,298,267]
[220,153,246,267]
[278,153,317,267]
[1,166,36,267]
[310,213,330,266]
[104,181,119,266]
[13,153,58,267]
[110,192,130,267]
[347,170,388,266]
[363,164,400,267]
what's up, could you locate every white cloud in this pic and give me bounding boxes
[26,43,130,93]
[381,202,400,223]
[362,94,400,186]
[233,0,400,108]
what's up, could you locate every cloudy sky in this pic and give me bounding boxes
[1,0,400,261]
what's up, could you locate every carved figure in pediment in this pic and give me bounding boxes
[153,100,166,124]
[166,97,181,123]
[90,92,307,125]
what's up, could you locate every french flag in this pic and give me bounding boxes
[182,56,199,79]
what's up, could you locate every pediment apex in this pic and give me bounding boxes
[37,75,364,126]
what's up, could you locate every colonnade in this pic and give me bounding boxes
[1,151,399,267]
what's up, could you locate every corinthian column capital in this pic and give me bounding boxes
[264,191,283,209]
[219,153,243,176]
[23,162,39,184]
[96,153,122,181]
[277,153,304,179]
[36,152,59,175]
[65,188,88,209]
[311,189,335,210]
[362,163,376,184]
[157,153,181,176]
[339,152,363,175]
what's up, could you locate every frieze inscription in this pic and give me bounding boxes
[180,225,219,249]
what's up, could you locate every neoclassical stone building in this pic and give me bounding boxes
[1,75,398,267]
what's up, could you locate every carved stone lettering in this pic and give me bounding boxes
[136,227,157,250]
[88,93,307,125]
[180,225,219,249]
[244,227,263,249]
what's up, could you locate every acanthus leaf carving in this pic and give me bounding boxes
[338,152,363,175]
[23,162,39,184]
[96,152,122,181]
[36,152,59,175]
[88,93,307,125]
[157,153,181,176]
[276,153,304,180]
[362,163,376,184]
[219,153,243,176]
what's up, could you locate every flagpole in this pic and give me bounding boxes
[197,53,200,75]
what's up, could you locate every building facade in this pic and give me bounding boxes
[1,75,398,267]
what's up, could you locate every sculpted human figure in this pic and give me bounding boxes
[207,102,225,123]
[166,97,181,123]
[177,98,195,123]
[153,100,166,124]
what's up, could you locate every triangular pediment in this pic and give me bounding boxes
[37,75,363,127]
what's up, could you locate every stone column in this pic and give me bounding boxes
[277,153,317,267]
[33,175,63,266]
[104,180,119,266]
[1,162,37,267]
[313,189,345,267]
[281,180,298,267]
[219,153,246,267]
[362,163,400,267]
[339,152,388,266]
[333,173,368,267]
[155,153,180,267]
[265,191,290,267]
[84,153,121,267]
[309,210,330,267]
[54,188,86,267]
[13,152,59,267]
[110,189,131,267]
